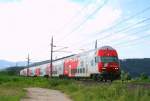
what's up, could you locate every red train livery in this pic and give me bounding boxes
[20,46,121,81]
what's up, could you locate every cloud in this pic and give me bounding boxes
[58,5,122,50]
[3,0,146,61]
[0,0,84,61]
[69,0,90,4]
[0,0,21,3]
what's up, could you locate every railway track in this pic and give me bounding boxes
[75,79,113,86]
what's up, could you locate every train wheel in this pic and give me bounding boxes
[104,79,107,82]
[92,75,98,81]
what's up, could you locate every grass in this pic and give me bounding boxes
[0,73,150,101]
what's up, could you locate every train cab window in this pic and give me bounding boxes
[101,57,118,62]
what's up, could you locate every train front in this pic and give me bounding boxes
[96,46,121,80]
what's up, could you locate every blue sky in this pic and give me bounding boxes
[0,0,150,62]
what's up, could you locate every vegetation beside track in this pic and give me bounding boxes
[0,72,150,101]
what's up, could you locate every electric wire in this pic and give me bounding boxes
[58,0,109,42]
[56,0,92,34]
[67,6,150,51]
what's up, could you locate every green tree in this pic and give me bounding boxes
[121,70,131,82]
[140,72,148,80]
[125,72,131,81]
[121,70,126,82]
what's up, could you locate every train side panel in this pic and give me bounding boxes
[64,50,98,78]
[52,60,64,77]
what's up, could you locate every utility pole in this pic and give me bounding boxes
[50,36,53,77]
[95,40,97,49]
[27,53,30,76]
[49,36,68,77]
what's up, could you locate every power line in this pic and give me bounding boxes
[56,0,92,34]
[66,6,150,51]
[95,14,150,41]
[54,5,150,57]
[67,18,150,51]
[106,22,150,45]
[69,0,109,34]
[93,6,150,40]
[116,37,150,49]
[58,0,109,42]
[97,17,150,45]
[115,33,150,48]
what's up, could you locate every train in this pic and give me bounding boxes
[20,46,121,81]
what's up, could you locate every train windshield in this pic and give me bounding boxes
[101,57,118,62]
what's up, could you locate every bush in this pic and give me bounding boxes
[121,70,131,82]
[140,73,148,80]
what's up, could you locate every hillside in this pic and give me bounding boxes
[120,58,150,77]
[0,60,26,70]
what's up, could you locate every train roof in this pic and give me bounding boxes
[99,46,115,50]
[27,46,116,68]
[28,54,75,67]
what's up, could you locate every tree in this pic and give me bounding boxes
[121,70,131,82]
[125,72,131,81]
[140,73,148,80]
[121,70,126,82]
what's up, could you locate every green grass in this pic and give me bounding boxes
[0,73,150,101]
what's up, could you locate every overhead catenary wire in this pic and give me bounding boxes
[54,5,150,57]
[114,33,150,48]
[97,17,150,44]
[115,37,150,49]
[66,6,150,51]
[67,5,150,49]
[92,6,150,40]
[106,22,150,45]
[58,0,109,42]
[56,0,92,34]
[68,17,150,51]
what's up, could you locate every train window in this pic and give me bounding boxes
[75,69,77,73]
[91,60,94,66]
[95,57,98,63]
[40,70,43,75]
[80,61,84,67]
[71,69,77,74]
[80,68,82,73]
[95,57,101,63]
[59,67,61,71]
[77,69,79,73]
[83,68,85,73]
[31,71,34,75]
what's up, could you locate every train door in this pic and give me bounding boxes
[84,54,89,77]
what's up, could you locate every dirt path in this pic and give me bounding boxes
[21,88,72,101]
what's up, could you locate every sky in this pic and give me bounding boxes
[0,0,150,62]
